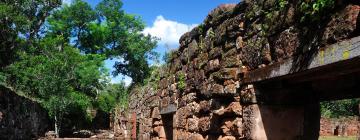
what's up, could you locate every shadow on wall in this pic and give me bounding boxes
[161,114,174,140]
[257,103,321,140]
[249,62,360,140]
[0,86,51,139]
[243,85,321,140]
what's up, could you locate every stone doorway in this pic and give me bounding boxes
[161,113,174,140]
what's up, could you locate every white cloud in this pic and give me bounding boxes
[62,0,72,5]
[143,15,198,46]
[105,58,133,86]
[110,75,132,87]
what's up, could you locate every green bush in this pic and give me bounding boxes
[96,83,128,113]
[0,72,6,85]
[299,0,335,23]
[177,72,186,91]
[321,99,360,118]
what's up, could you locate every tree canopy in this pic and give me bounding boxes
[47,0,158,83]
[0,0,157,137]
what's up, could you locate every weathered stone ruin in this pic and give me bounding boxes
[320,117,360,136]
[116,0,360,139]
[0,86,50,139]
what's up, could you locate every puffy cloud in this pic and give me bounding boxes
[143,15,197,46]
[62,0,72,5]
[110,75,132,86]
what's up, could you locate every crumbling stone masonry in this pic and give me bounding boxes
[320,117,360,136]
[0,86,50,139]
[117,0,360,140]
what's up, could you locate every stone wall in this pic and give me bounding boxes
[320,117,360,136]
[117,0,360,139]
[0,86,50,139]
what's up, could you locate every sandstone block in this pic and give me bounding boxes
[195,53,209,70]
[236,36,244,49]
[224,84,237,95]
[273,27,299,62]
[148,96,160,108]
[153,126,166,138]
[240,85,257,104]
[188,40,199,59]
[218,135,236,140]
[153,120,162,126]
[209,47,223,59]
[177,129,190,140]
[224,41,236,50]
[189,133,205,140]
[212,68,239,81]
[214,102,242,116]
[194,70,206,89]
[152,107,161,119]
[206,59,221,72]
[180,48,189,64]
[159,78,168,90]
[221,55,241,68]
[187,117,199,132]
[212,84,225,95]
[176,107,188,129]
[200,100,211,113]
[323,5,360,44]
[161,97,171,109]
[187,102,201,116]
[199,117,211,132]
[182,92,197,104]
[204,4,236,27]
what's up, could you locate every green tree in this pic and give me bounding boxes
[0,0,61,68]
[6,36,107,137]
[96,82,128,113]
[2,0,158,137]
[321,99,360,118]
[47,0,158,84]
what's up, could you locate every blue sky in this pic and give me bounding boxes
[63,0,240,85]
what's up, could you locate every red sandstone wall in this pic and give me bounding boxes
[117,0,360,139]
[320,117,360,136]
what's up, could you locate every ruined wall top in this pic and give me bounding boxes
[123,0,360,139]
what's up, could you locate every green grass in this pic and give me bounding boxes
[319,136,358,140]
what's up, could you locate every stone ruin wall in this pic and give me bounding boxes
[0,86,50,139]
[117,0,360,139]
[320,117,360,136]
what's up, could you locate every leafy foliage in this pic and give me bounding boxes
[321,99,360,118]
[5,36,106,134]
[163,50,178,63]
[278,0,288,10]
[177,72,186,91]
[0,0,157,136]
[0,0,61,68]
[47,0,158,84]
[299,0,335,23]
[143,65,163,90]
[96,82,128,113]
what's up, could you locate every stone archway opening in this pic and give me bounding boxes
[159,103,176,140]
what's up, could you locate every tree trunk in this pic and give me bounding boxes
[55,115,60,138]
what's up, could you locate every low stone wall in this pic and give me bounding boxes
[116,0,360,139]
[320,117,360,136]
[0,86,50,139]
